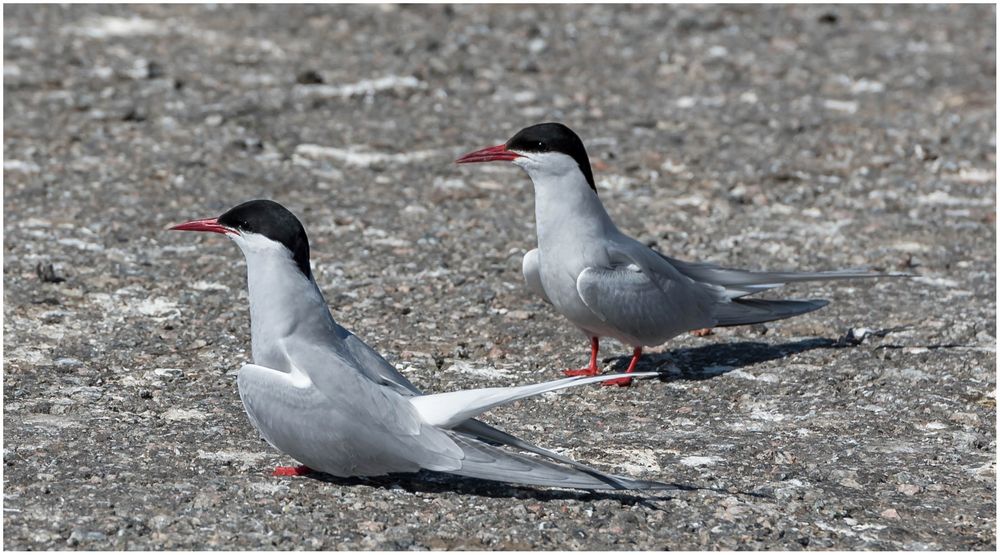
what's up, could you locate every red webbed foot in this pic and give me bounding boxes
[601,346,643,387]
[563,336,601,377]
[272,465,312,477]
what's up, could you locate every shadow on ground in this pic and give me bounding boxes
[306,470,679,506]
[302,469,767,507]
[613,337,840,379]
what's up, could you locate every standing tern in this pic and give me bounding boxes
[169,199,669,490]
[456,122,907,386]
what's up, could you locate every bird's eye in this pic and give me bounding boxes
[536,141,545,149]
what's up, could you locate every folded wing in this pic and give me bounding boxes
[333,323,423,396]
[447,432,673,490]
[576,242,720,345]
[237,363,463,475]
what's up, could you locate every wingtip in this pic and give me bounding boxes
[853,269,917,278]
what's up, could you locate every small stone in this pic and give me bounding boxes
[839,477,863,490]
[149,514,172,530]
[296,69,324,84]
[36,262,65,283]
[67,529,106,546]
[881,508,900,520]
[507,310,532,320]
[837,327,877,346]
[897,484,920,496]
[122,107,146,122]
[145,60,165,79]
[949,412,980,426]
[818,12,839,24]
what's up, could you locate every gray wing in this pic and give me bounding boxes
[453,419,667,490]
[343,331,666,485]
[339,323,622,478]
[237,363,462,475]
[661,254,908,299]
[337,325,422,396]
[277,337,464,470]
[334,324,657,483]
[521,248,551,304]
[448,432,673,490]
[576,241,720,345]
[713,298,829,327]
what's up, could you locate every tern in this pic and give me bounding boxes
[457,122,906,386]
[170,199,669,490]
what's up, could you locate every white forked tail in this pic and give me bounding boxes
[410,372,660,429]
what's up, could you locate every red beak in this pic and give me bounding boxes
[455,143,522,164]
[168,217,233,235]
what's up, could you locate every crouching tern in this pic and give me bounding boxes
[457,123,907,386]
[170,199,669,490]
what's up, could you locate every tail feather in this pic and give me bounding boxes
[714,298,829,327]
[664,254,911,299]
[448,433,672,490]
[411,371,659,429]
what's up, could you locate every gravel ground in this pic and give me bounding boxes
[3,4,995,550]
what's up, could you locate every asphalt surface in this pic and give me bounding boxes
[3,4,996,550]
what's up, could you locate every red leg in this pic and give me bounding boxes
[602,347,643,387]
[272,465,312,477]
[563,337,600,377]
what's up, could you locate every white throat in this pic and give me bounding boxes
[230,233,339,370]
[513,152,618,247]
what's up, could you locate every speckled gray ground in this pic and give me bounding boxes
[3,4,996,550]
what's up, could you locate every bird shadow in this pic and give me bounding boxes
[611,337,842,381]
[305,470,763,509]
